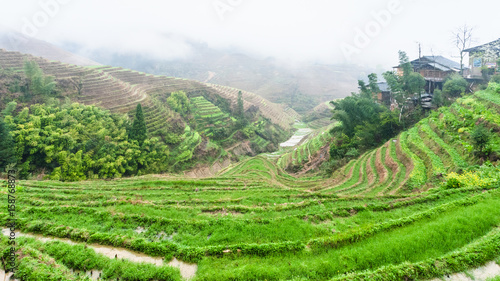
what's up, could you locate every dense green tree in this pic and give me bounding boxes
[443,74,468,97]
[378,110,401,141]
[383,51,425,107]
[359,73,381,100]
[330,94,400,156]
[471,125,491,158]
[23,59,56,99]
[490,74,500,84]
[2,102,170,180]
[406,72,426,98]
[432,89,444,107]
[236,91,248,129]
[167,91,191,116]
[130,103,147,146]
[1,101,17,117]
[329,72,402,162]
[0,118,16,170]
[331,96,383,138]
[329,133,354,160]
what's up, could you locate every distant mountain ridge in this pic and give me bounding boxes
[0,31,100,66]
[0,32,366,114]
[61,40,367,113]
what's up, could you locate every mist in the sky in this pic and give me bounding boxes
[0,0,499,67]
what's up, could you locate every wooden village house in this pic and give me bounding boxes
[391,56,462,109]
[396,56,462,94]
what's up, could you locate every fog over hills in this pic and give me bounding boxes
[61,40,366,113]
[5,0,498,113]
[0,29,364,113]
[0,30,100,66]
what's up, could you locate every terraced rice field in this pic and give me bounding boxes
[205,83,299,130]
[1,49,500,279]
[2,88,500,279]
[277,124,334,170]
[191,96,232,135]
[307,117,334,129]
[0,50,298,134]
[1,153,499,280]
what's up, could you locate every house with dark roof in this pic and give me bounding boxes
[395,55,462,93]
[463,38,500,79]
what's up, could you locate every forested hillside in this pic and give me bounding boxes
[0,50,298,178]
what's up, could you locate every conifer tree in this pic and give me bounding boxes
[130,103,147,145]
[237,91,244,118]
[236,91,248,128]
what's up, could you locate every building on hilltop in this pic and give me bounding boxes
[463,38,500,80]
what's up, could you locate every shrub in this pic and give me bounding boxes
[432,89,444,107]
[445,177,461,189]
[490,74,500,84]
[443,74,469,97]
[345,147,359,158]
[445,165,499,189]
[487,82,500,94]
[471,125,491,158]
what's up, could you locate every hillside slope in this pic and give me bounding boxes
[0,49,299,171]
[66,42,363,113]
[0,31,100,66]
[2,88,499,280]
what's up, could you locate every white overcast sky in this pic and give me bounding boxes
[0,0,499,68]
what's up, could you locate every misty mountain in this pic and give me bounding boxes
[0,30,100,66]
[62,40,368,114]
[0,30,369,114]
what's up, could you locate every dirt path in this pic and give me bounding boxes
[203,71,216,83]
[384,142,398,181]
[374,146,387,184]
[365,152,375,187]
[295,144,329,176]
[390,136,413,195]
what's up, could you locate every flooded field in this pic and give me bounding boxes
[280,124,313,147]
[1,229,197,280]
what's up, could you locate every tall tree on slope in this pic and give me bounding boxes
[130,103,147,146]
